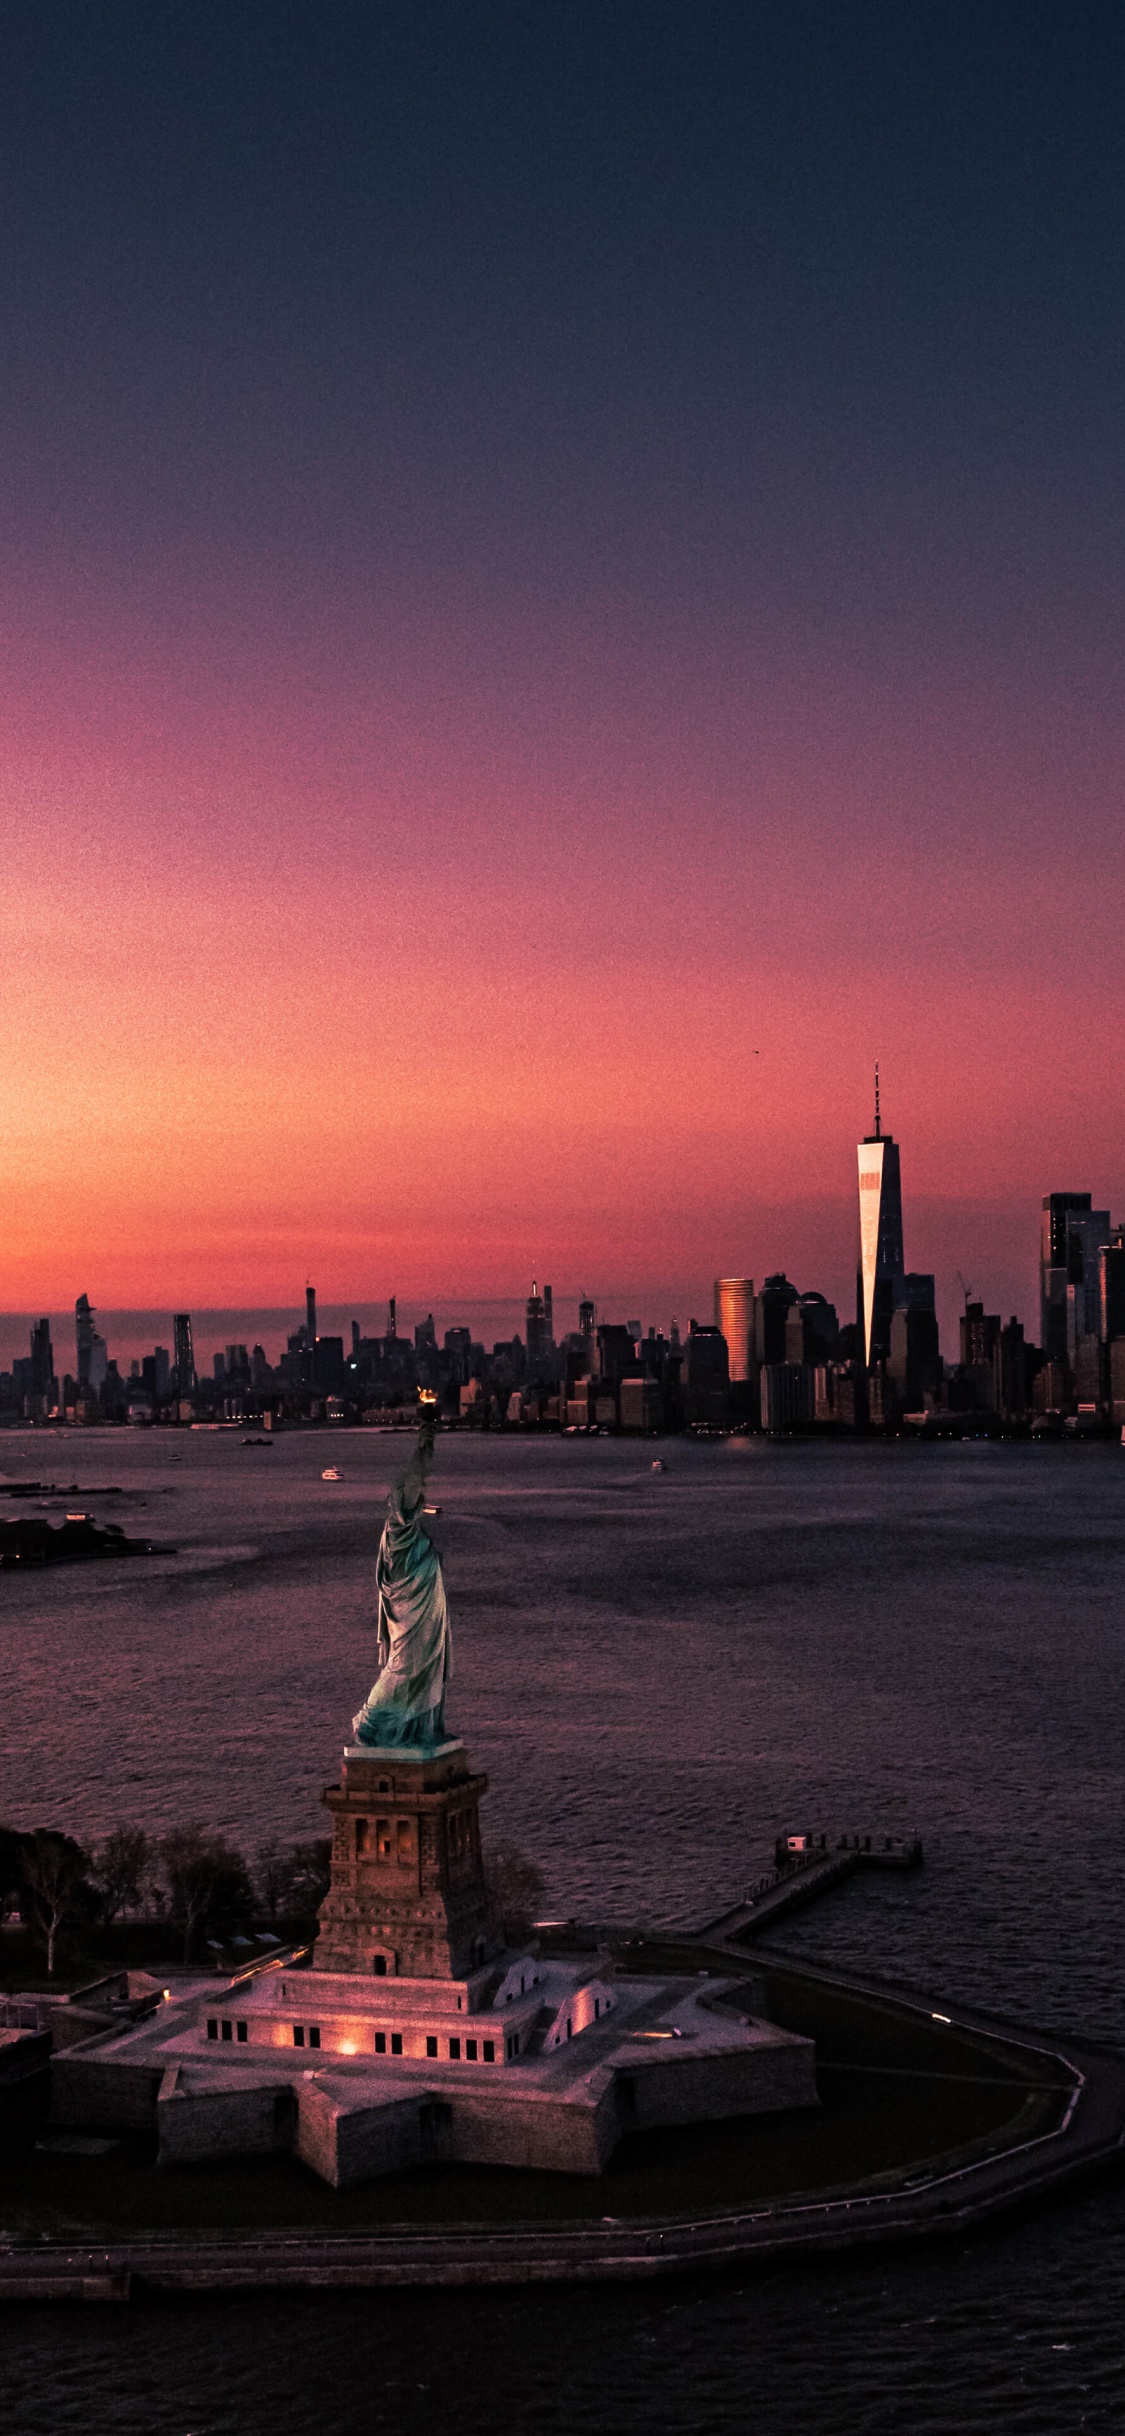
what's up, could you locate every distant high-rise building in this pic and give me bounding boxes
[578,1297,596,1344]
[306,1284,318,1346]
[683,1322,730,1425]
[959,1302,1002,1410]
[785,1293,839,1368]
[526,1279,553,1382]
[387,1296,397,1340]
[857,1070,905,1367]
[997,1318,1030,1421]
[29,1318,54,1409]
[76,1295,95,1385]
[443,1326,473,1385]
[887,1305,941,1408]
[173,1314,195,1395]
[1066,1206,1110,1350]
[75,1294,108,1393]
[1039,1193,1092,1364]
[1099,1232,1125,1347]
[714,1278,754,1381]
[314,1336,345,1396]
[754,1274,798,1367]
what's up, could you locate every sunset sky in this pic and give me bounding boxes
[2,2,1123,1343]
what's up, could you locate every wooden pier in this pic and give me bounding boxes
[697,1831,923,1945]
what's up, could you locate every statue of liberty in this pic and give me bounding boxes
[351,1404,452,1749]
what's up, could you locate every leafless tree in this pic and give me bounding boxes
[22,1831,94,1976]
[283,1839,332,1917]
[94,1823,152,1923]
[485,1840,545,1941]
[158,1825,252,1965]
[255,1838,287,1925]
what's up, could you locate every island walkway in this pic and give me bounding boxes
[4,1950,1123,2298]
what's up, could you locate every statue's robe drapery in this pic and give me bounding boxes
[352,1425,451,1748]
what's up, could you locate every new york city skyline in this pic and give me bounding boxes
[3,5,1123,1324]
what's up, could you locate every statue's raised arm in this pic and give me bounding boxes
[351,1407,451,1750]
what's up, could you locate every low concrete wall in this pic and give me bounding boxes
[157,2069,295,2165]
[296,2080,430,2187]
[443,2081,617,2176]
[51,2046,164,2133]
[616,2037,818,2133]
[296,2074,618,2187]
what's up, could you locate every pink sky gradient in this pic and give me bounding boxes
[2,559,1121,1351]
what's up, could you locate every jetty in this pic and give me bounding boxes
[697,1831,923,1944]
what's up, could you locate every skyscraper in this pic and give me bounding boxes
[173,1313,195,1395]
[526,1279,553,1382]
[857,1070,905,1368]
[29,1318,54,1410]
[75,1294,101,1389]
[306,1283,318,1346]
[1039,1192,1113,1373]
[714,1278,754,1381]
[1039,1193,1091,1364]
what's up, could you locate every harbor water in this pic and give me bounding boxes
[3,1428,1124,2433]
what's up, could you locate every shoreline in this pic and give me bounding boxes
[5,1947,1123,2300]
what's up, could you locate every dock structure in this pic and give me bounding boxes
[697,1831,923,1946]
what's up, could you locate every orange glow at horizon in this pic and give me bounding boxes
[2,594,1123,1329]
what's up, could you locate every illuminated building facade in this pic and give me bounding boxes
[857,1075,905,1368]
[713,1277,754,1381]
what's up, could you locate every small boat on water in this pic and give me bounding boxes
[242,1436,274,1448]
[651,1458,667,1472]
[322,1466,344,1482]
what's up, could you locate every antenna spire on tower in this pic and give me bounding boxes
[874,1062,881,1140]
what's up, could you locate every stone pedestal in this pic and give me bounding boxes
[315,1741,496,1979]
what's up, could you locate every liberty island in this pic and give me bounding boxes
[4,1426,1124,2296]
[49,1417,817,2183]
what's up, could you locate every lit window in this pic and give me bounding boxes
[426,2035,438,2057]
[374,2031,386,2054]
[376,1817,392,1858]
[391,2033,402,2055]
[449,2037,460,2060]
[294,2025,305,2047]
